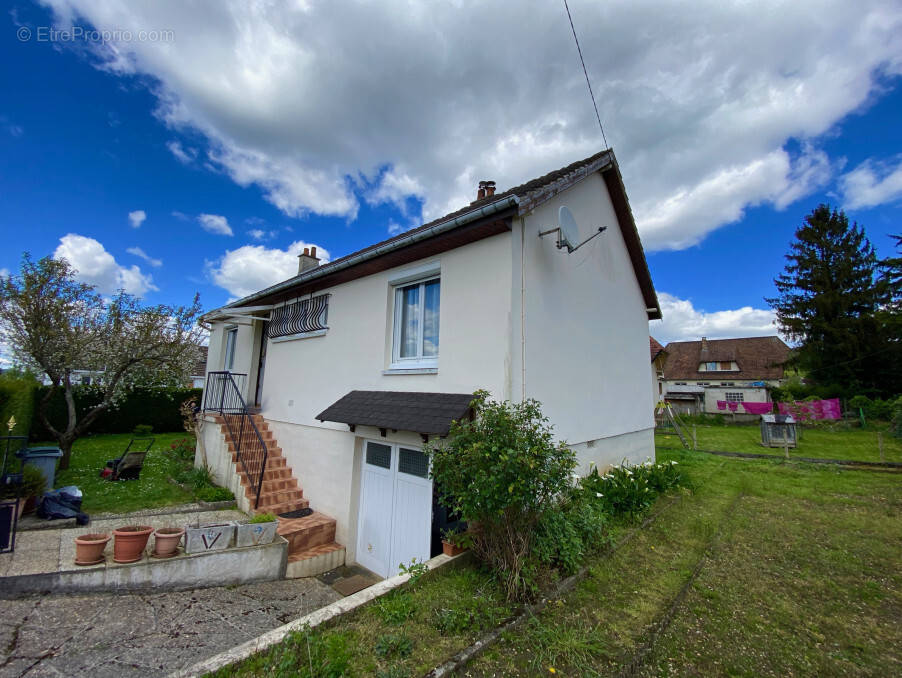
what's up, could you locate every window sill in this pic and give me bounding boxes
[382,367,438,375]
[270,329,327,343]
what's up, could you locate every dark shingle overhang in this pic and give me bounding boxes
[316,390,474,437]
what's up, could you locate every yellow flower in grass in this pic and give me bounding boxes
[549,668,557,674]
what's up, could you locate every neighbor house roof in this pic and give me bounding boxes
[216,149,661,320]
[662,336,790,382]
[649,336,665,362]
[193,346,208,377]
[316,391,474,436]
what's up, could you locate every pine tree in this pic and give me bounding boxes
[767,204,891,396]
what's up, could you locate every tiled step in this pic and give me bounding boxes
[247,487,306,506]
[256,498,311,515]
[277,511,336,552]
[285,543,346,579]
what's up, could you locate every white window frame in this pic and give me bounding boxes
[389,275,440,371]
[224,326,238,371]
[725,392,744,402]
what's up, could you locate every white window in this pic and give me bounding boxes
[224,327,238,371]
[725,392,744,402]
[391,277,440,369]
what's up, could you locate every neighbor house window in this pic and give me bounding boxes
[392,277,440,367]
[224,327,238,371]
[725,392,744,402]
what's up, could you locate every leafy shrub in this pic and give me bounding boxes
[375,590,416,625]
[374,633,413,659]
[582,460,685,518]
[398,557,428,583]
[0,369,38,437]
[849,395,899,421]
[133,424,153,436]
[533,488,608,576]
[427,391,576,601]
[249,512,277,523]
[195,485,234,502]
[169,437,196,461]
[0,464,45,500]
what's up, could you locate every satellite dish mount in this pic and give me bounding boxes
[538,206,606,254]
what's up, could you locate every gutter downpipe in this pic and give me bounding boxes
[213,196,521,315]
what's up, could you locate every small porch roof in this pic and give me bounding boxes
[316,390,474,436]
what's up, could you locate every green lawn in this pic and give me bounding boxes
[658,422,902,463]
[212,445,902,677]
[49,432,223,514]
[467,449,902,676]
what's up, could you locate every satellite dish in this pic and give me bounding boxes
[537,204,607,253]
[558,206,580,253]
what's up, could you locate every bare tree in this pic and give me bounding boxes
[0,255,204,469]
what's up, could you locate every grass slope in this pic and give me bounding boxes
[466,448,902,676]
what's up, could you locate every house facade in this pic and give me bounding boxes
[660,336,790,416]
[199,149,660,578]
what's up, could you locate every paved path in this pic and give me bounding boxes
[0,578,342,677]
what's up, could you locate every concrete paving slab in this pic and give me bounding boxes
[0,578,341,678]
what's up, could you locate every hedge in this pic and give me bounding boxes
[30,386,202,440]
[0,372,38,438]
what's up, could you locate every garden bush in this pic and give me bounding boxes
[427,391,578,601]
[581,459,686,517]
[0,369,38,437]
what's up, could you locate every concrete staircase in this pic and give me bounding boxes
[210,413,345,577]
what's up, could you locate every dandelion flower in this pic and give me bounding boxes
[549,668,557,674]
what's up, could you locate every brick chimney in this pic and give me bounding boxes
[473,180,497,203]
[297,246,320,274]
[700,336,708,352]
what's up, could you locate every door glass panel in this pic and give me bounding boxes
[399,284,420,358]
[422,280,440,357]
[398,448,428,478]
[365,442,391,469]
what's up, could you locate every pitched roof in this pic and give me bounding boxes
[316,390,474,436]
[662,336,790,382]
[649,336,665,362]
[222,149,660,319]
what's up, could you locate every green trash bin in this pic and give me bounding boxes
[16,447,63,494]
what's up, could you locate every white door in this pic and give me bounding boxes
[356,441,432,578]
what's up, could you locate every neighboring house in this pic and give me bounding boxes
[661,336,790,416]
[199,149,661,579]
[649,336,666,407]
[189,346,208,389]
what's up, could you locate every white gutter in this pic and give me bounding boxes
[211,195,520,316]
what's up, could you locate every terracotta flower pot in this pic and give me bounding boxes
[112,525,153,563]
[442,539,467,557]
[152,527,185,559]
[74,533,110,566]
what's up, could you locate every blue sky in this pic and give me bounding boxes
[2,1,901,348]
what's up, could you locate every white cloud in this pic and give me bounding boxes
[126,246,162,267]
[208,241,331,299]
[128,209,146,228]
[171,210,190,221]
[40,0,902,249]
[840,155,902,209]
[387,220,404,236]
[197,213,233,236]
[54,233,157,296]
[166,139,197,164]
[247,228,278,241]
[0,268,9,278]
[649,292,781,345]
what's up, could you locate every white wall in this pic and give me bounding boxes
[260,234,512,428]
[703,386,768,414]
[512,172,655,462]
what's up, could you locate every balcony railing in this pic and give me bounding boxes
[203,371,267,509]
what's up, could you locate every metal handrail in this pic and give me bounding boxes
[202,371,268,509]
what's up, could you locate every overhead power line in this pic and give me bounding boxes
[563,0,608,148]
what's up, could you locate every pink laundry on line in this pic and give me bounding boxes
[777,398,841,420]
[741,401,773,415]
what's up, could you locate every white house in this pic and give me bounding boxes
[198,149,661,579]
[660,336,790,416]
